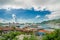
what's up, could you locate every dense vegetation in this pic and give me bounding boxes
[0,30,34,40]
[0,29,60,40]
[42,29,60,40]
[23,35,38,40]
[0,31,21,40]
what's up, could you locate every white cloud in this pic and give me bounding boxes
[0,18,13,23]
[12,14,16,18]
[35,15,40,19]
[0,0,60,22]
[46,11,60,20]
[0,18,4,23]
[16,19,33,23]
[0,18,41,23]
[0,18,32,23]
[0,0,60,11]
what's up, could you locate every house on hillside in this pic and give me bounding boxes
[36,29,54,36]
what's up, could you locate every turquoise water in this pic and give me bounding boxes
[41,24,52,29]
[19,24,52,29]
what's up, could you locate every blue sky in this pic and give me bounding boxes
[0,8,51,19]
[0,0,60,23]
[0,8,51,23]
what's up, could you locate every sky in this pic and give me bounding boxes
[0,0,60,23]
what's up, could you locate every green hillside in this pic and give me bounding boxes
[41,19,60,24]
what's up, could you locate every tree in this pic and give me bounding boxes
[42,29,60,40]
[1,31,21,40]
[0,30,3,35]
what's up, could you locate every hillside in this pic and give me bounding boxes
[41,19,60,24]
[40,19,60,29]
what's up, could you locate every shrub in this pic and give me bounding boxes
[42,29,60,40]
[23,35,38,40]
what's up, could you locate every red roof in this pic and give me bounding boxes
[38,30,47,32]
[0,27,21,31]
